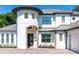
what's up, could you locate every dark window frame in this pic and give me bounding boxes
[42,17,51,25]
[1,34,4,44]
[41,34,51,43]
[72,17,75,20]
[59,33,63,41]
[32,13,35,19]
[62,16,65,23]
[11,34,14,44]
[6,34,9,44]
[25,12,28,18]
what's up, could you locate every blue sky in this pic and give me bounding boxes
[0,5,76,14]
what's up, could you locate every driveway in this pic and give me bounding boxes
[0,48,77,54]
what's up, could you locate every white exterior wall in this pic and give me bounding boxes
[17,10,39,49]
[67,28,79,52]
[0,31,16,46]
[55,14,71,27]
[56,31,66,49]
[38,31,55,47]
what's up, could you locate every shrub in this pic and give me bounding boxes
[39,45,54,48]
[0,45,16,48]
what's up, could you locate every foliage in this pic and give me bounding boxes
[0,45,16,48]
[39,45,54,48]
[73,6,79,12]
[0,12,16,28]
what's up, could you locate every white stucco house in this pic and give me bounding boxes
[0,6,79,52]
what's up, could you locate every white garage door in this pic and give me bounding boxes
[71,28,79,52]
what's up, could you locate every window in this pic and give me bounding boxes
[59,33,63,41]
[11,34,14,44]
[6,34,9,44]
[1,34,4,44]
[42,17,51,24]
[72,17,75,20]
[62,16,65,23]
[25,12,28,18]
[42,34,51,42]
[53,16,55,21]
[32,13,35,19]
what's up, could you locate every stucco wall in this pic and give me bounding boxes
[17,10,39,49]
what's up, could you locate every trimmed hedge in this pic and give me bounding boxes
[0,45,16,48]
[39,45,54,48]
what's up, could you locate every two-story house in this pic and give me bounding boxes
[0,6,79,52]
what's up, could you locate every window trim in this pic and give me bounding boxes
[62,16,65,23]
[59,33,63,41]
[1,34,4,44]
[32,13,35,19]
[42,16,51,25]
[6,34,9,44]
[25,12,28,18]
[11,34,14,44]
[72,17,75,20]
[41,34,51,43]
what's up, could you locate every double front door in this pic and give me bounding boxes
[28,34,34,48]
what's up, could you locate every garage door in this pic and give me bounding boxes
[70,28,79,52]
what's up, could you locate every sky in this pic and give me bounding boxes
[0,5,76,14]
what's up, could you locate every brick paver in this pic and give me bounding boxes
[0,48,77,54]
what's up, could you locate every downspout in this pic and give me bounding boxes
[69,14,72,50]
[65,30,67,49]
[55,14,57,48]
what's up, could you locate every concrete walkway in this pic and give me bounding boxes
[0,48,77,54]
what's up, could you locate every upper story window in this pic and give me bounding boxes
[72,17,75,20]
[42,17,51,25]
[25,12,28,18]
[32,13,35,19]
[62,16,65,23]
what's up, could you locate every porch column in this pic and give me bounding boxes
[33,30,38,48]
[26,27,28,48]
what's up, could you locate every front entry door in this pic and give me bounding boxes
[28,34,34,48]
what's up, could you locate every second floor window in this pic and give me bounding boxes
[25,12,28,18]
[32,13,35,19]
[72,17,75,20]
[62,16,65,23]
[42,17,51,25]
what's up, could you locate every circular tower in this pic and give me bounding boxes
[13,6,42,49]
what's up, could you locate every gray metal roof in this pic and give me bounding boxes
[41,9,79,15]
[0,24,16,31]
